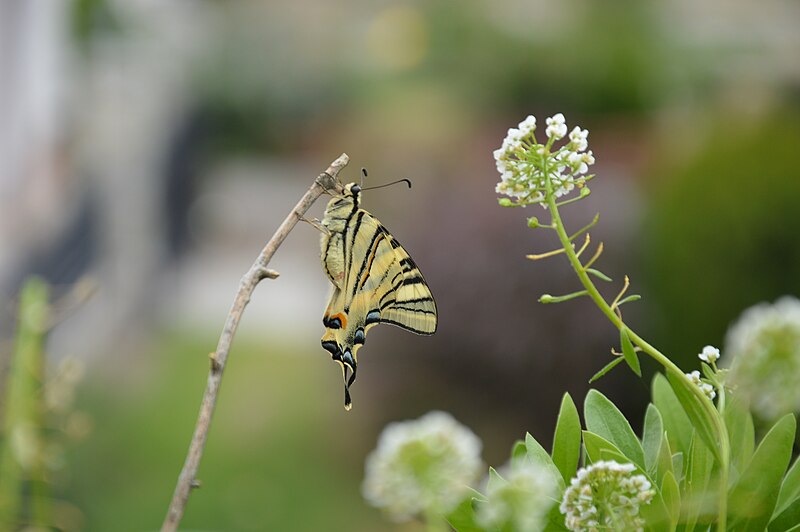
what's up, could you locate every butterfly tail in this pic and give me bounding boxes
[341,348,357,411]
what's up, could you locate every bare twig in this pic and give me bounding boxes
[161,154,349,532]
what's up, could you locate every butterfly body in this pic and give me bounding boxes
[320,183,437,410]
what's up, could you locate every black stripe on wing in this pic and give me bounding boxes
[378,318,434,335]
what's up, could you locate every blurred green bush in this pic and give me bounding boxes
[642,110,800,369]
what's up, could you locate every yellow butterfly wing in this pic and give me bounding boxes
[320,183,437,409]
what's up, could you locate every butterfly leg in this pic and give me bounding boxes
[300,215,329,234]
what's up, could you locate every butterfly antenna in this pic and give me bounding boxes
[360,178,412,191]
[360,167,368,188]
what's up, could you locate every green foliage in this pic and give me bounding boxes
[588,355,625,383]
[480,110,800,532]
[728,414,796,531]
[550,394,580,485]
[776,457,800,518]
[524,433,565,492]
[446,491,486,532]
[0,278,51,529]
[448,378,799,531]
[68,333,391,532]
[643,113,800,370]
[620,327,642,376]
[642,404,663,475]
[652,374,693,458]
[584,390,645,470]
[724,393,755,478]
[665,371,721,463]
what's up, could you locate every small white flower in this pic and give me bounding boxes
[476,462,557,532]
[560,460,654,531]
[701,382,717,400]
[685,370,716,400]
[507,127,523,142]
[699,345,721,364]
[546,113,567,140]
[566,151,589,175]
[362,411,482,521]
[726,296,800,420]
[518,115,537,137]
[494,113,593,208]
[568,126,589,151]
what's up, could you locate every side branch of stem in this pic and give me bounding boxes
[544,191,730,530]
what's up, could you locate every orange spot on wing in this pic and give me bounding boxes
[330,312,347,329]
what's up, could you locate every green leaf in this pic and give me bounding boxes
[665,371,721,462]
[700,362,716,381]
[643,404,664,476]
[617,294,642,306]
[551,393,581,485]
[670,452,683,484]
[728,414,796,531]
[662,470,681,528]
[655,431,675,486]
[777,456,800,517]
[640,492,673,532]
[724,393,755,480]
[683,432,715,531]
[620,327,641,376]
[539,290,589,304]
[511,439,527,466]
[582,431,623,465]
[588,356,625,383]
[652,374,692,456]
[584,390,645,469]
[586,268,612,282]
[487,467,505,492]
[770,497,800,532]
[543,499,570,532]
[598,449,630,464]
[446,489,486,532]
[525,433,566,491]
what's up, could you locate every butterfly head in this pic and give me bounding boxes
[342,183,362,207]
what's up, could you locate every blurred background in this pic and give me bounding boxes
[1,0,799,529]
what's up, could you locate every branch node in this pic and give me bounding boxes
[190,479,202,490]
[255,267,281,281]
[208,352,221,372]
[610,275,632,319]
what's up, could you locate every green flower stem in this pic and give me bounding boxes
[542,166,730,530]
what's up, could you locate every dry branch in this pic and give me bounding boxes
[161,154,349,532]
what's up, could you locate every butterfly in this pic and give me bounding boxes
[319,182,437,410]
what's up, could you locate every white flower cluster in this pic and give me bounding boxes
[686,370,717,400]
[476,462,558,532]
[698,345,721,365]
[494,113,595,208]
[560,460,654,532]
[726,296,800,420]
[362,411,483,521]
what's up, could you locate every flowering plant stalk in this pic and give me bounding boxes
[363,114,800,532]
[495,113,736,527]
